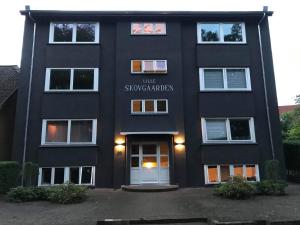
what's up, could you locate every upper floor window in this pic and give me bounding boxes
[199,68,251,91]
[131,23,166,35]
[201,117,256,143]
[49,22,100,43]
[131,60,167,74]
[41,119,97,145]
[197,23,246,44]
[131,99,168,114]
[45,68,99,92]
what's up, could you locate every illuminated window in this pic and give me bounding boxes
[197,23,246,43]
[131,99,168,114]
[42,119,97,145]
[45,68,99,92]
[131,60,167,74]
[246,165,257,181]
[199,68,251,91]
[207,166,218,183]
[202,118,255,143]
[234,165,244,177]
[50,22,99,43]
[131,22,166,35]
[220,165,230,182]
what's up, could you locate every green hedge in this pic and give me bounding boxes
[283,141,300,180]
[0,161,20,194]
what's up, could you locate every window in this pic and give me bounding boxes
[204,164,259,184]
[131,60,167,74]
[49,22,99,43]
[45,68,99,92]
[201,118,255,143]
[38,166,95,186]
[197,23,246,43]
[41,119,97,145]
[131,99,168,114]
[131,22,166,35]
[199,68,251,91]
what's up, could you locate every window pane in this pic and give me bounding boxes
[81,167,92,184]
[155,23,166,34]
[46,121,68,143]
[131,23,143,34]
[143,23,154,34]
[246,165,257,181]
[53,23,73,42]
[201,24,220,42]
[132,60,142,72]
[131,157,139,167]
[131,144,139,155]
[70,121,93,142]
[227,69,247,89]
[160,142,168,155]
[76,24,95,42]
[203,69,224,89]
[160,156,169,168]
[132,100,142,112]
[220,165,230,182]
[208,166,218,183]
[143,144,156,155]
[230,119,251,140]
[144,60,155,72]
[155,60,167,72]
[41,168,52,185]
[234,165,243,177]
[223,23,243,42]
[50,69,71,90]
[142,157,157,168]
[157,100,167,112]
[70,167,79,184]
[206,120,227,140]
[54,168,65,184]
[145,100,154,112]
[73,69,94,90]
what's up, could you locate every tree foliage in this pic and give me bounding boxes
[281,106,300,140]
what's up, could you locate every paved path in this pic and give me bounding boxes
[0,184,300,225]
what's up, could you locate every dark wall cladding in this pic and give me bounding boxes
[13,14,284,187]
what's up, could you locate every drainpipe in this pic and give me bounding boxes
[21,6,36,186]
[257,6,275,160]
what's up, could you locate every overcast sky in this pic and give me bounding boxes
[1,0,299,105]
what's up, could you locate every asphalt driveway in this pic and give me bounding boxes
[0,184,300,225]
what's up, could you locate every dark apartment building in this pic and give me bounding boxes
[13,7,284,188]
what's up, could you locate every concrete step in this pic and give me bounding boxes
[121,184,179,192]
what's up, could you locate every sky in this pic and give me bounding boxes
[0,0,299,106]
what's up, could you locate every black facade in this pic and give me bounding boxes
[13,9,284,188]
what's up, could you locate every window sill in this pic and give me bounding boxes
[199,89,252,92]
[197,42,247,45]
[131,113,168,116]
[39,144,98,148]
[48,42,100,45]
[44,91,99,94]
[201,142,257,145]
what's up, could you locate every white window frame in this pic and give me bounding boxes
[201,117,256,144]
[41,119,97,145]
[131,60,168,74]
[45,68,99,92]
[131,99,168,114]
[197,22,246,44]
[49,22,100,44]
[38,166,96,186]
[199,68,251,91]
[204,164,260,184]
[131,22,167,35]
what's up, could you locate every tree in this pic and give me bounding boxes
[281,107,300,140]
[295,95,300,104]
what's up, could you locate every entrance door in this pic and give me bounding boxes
[130,142,169,184]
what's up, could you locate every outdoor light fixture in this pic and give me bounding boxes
[114,144,125,153]
[174,135,185,144]
[115,136,125,145]
[174,143,185,151]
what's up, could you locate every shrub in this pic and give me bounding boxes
[0,161,20,194]
[7,186,49,202]
[256,180,288,195]
[48,183,87,204]
[214,176,256,200]
[284,141,300,179]
[264,160,281,180]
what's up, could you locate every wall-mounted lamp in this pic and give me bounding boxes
[115,136,125,145]
[174,143,185,151]
[114,144,125,153]
[114,135,125,155]
[174,135,185,151]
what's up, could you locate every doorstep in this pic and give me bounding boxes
[121,184,179,192]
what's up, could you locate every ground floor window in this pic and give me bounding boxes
[204,164,260,184]
[38,166,95,186]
